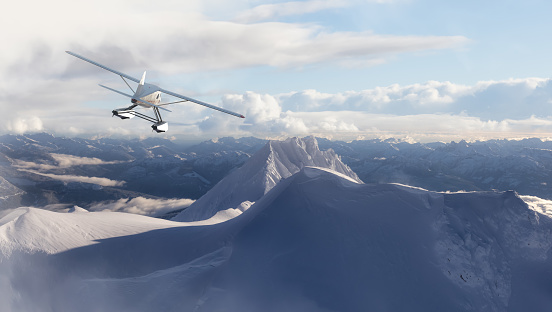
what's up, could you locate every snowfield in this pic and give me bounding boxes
[1,137,552,311]
[0,208,182,256]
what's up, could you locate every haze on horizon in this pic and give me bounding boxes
[2,0,552,143]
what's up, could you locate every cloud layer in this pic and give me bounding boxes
[1,0,469,141]
[14,153,128,187]
[18,169,125,187]
[3,0,550,142]
[199,77,552,141]
[5,77,552,142]
[88,197,195,217]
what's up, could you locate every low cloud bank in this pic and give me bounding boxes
[88,197,195,217]
[14,153,127,171]
[18,169,125,187]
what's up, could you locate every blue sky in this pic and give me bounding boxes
[2,0,552,142]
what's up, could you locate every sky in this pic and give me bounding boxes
[2,0,552,143]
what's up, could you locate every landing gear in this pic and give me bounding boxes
[151,121,168,133]
[151,107,168,133]
[112,105,168,133]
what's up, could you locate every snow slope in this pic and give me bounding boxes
[195,168,552,312]
[173,136,360,222]
[2,166,552,311]
[0,208,183,256]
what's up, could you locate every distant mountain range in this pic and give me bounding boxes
[0,133,265,210]
[3,133,552,213]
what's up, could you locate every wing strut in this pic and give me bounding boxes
[153,107,163,122]
[121,76,135,93]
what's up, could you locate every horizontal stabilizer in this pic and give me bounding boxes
[99,84,133,98]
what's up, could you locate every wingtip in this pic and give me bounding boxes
[240,115,245,118]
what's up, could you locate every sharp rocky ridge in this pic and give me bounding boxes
[173,136,361,222]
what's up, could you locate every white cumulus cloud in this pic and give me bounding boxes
[5,117,43,134]
[223,92,281,123]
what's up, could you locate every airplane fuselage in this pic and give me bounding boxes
[132,82,161,107]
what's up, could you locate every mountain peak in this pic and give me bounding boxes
[173,136,361,222]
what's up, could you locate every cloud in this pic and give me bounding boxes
[0,0,469,141]
[188,77,552,141]
[139,77,552,142]
[234,0,350,23]
[17,169,125,187]
[0,0,468,76]
[14,154,128,171]
[223,92,281,123]
[50,154,127,168]
[234,0,398,23]
[277,78,552,118]
[5,117,43,134]
[195,92,552,142]
[4,75,552,143]
[88,197,195,217]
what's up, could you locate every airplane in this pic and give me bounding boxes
[66,51,245,133]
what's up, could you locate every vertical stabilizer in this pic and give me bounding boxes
[134,71,147,96]
[139,71,146,85]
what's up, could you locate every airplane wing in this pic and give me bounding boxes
[99,84,171,112]
[159,88,245,118]
[66,51,140,83]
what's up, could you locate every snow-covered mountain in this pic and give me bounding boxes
[4,133,552,214]
[318,137,552,199]
[0,176,24,207]
[2,133,552,311]
[1,165,551,311]
[173,136,361,222]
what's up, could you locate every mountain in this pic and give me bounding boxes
[173,136,361,222]
[1,165,551,311]
[318,137,552,199]
[0,176,25,207]
[0,133,264,210]
[5,132,552,214]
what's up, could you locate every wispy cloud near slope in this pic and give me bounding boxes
[88,197,194,216]
[18,169,125,187]
[14,154,128,171]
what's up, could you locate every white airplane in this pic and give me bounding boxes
[66,51,245,133]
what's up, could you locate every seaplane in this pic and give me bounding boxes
[66,51,245,133]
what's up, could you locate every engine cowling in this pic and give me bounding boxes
[151,121,168,133]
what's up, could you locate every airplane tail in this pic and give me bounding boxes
[139,71,146,85]
[135,71,147,96]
